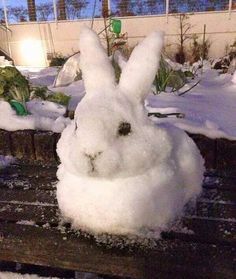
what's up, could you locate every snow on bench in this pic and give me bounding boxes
[0,164,235,278]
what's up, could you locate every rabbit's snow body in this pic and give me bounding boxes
[57,27,204,236]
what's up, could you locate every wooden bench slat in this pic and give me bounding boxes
[0,177,57,191]
[0,189,56,204]
[195,200,236,219]
[0,222,235,279]
[0,200,235,244]
[201,188,236,202]
[203,175,236,191]
[0,204,59,224]
[0,165,57,179]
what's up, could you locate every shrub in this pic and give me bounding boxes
[49,54,67,66]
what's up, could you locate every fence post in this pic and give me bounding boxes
[166,0,169,23]
[1,0,8,27]
[53,0,58,23]
[108,0,111,15]
[228,0,232,19]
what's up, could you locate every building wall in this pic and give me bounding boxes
[7,11,236,67]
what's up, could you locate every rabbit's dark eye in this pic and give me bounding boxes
[118,122,131,136]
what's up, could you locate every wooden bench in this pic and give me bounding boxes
[0,163,235,279]
[0,130,236,278]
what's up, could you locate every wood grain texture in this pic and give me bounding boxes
[0,165,235,278]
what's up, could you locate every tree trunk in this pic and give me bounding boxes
[27,0,37,21]
[58,0,67,20]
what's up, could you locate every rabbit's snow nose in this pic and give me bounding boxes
[84,151,103,174]
[84,151,103,160]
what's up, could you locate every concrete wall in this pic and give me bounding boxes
[7,11,236,67]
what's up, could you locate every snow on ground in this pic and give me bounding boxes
[148,68,236,140]
[1,64,235,140]
[0,100,70,132]
[0,272,59,279]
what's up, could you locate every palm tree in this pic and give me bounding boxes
[58,0,67,20]
[27,0,36,21]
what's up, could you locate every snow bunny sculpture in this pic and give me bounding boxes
[57,26,205,236]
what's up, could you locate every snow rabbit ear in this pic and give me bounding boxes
[79,26,116,94]
[118,31,164,103]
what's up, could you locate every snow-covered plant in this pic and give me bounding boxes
[56,27,204,237]
[154,56,187,94]
[0,66,30,111]
[31,86,71,107]
[46,92,71,106]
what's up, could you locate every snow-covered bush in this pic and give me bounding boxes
[56,27,204,238]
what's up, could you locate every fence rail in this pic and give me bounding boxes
[0,0,235,24]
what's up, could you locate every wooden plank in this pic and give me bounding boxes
[10,130,35,162]
[201,188,236,202]
[0,188,235,220]
[217,139,236,175]
[0,165,57,179]
[182,216,236,244]
[0,203,58,224]
[0,130,11,156]
[34,132,58,165]
[0,176,57,191]
[0,223,235,279]
[0,199,235,244]
[203,175,236,191]
[196,200,236,219]
[0,188,56,204]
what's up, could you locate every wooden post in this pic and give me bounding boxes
[58,0,66,20]
[1,0,8,27]
[228,0,232,19]
[53,0,58,23]
[27,0,37,21]
[166,0,169,23]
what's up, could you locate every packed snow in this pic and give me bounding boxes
[56,27,204,237]
[0,100,70,132]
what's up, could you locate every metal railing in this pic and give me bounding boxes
[0,0,235,24]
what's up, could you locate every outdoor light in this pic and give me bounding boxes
[20,39,46,67]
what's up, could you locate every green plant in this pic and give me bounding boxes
[189,34,211,63]
[30,86,71,107]
[46,92,71,106]
[154,57,187,94]
[49,54,67,66]
[0,66,30,111]
[175,13,192,64]
[30,86,48,100]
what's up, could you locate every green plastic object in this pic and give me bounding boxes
[111,19,121,35]
[10,100,28,116]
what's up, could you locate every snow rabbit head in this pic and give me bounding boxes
[57,26,170,178]
[57,26,203,185]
